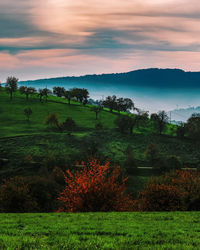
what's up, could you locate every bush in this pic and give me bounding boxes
[166,155,182,170]
[138,183,184,211]
[57,158,134,212]
[0,176,37,212]
[137,170,200,211]
[145,143,161,168]
[124,145,138,174]
[60,117,76,135]
[45,113,59,129]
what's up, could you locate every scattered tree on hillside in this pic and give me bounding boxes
[185,113,200,140]
[70,88,89,104]
[61,117,76,135]
[53,86,65,97]
[38,89,44,102]
[5,76,18,100]
[116,98,134,113]
[115,115,137,134]
[103,95,117,112]
[45,113,59,129]
[91,105,103,120]
[24,107,33,122]
[64,90,73,104]
[19,86,36,100]
[42,88,52,102]
[151,111,169,135]
[57,158,134,212]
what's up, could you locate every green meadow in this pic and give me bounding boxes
[0,212,200,249]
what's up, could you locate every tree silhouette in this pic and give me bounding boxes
[5,76,18,100]
[91,106,103,120]
[19,86,36,100]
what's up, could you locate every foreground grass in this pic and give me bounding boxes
[0,212,200,249]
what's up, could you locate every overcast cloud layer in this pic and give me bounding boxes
[1,0,200,81]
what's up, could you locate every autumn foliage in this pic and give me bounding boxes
[137,170,200,211]
[57,158,134,212]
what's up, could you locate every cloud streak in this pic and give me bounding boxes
[0,0,200,81]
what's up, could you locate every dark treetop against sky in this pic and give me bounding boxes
[1,0,200,81]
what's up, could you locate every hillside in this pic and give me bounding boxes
[0,87,200,180]
[18,68,200,88]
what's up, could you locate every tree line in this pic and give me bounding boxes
[3,76,200,140]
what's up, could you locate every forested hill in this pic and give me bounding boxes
[19,68,200,88]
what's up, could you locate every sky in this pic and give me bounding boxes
[1,0,200,81]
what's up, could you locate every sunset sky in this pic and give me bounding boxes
[1,0,200,81]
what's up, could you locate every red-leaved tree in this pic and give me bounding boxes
[57,158,134,212]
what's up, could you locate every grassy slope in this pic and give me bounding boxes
[0,88,200,174]
[0,89,117,137]
[0,212,200,249]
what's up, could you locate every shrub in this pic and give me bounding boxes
[0,176,37,212]
[137,170,200,211]
[166,155,182,170]
[45,113,59,129]
[138,183,184,211]
[28,175,61,212]
[61,117,76,135]
[57,158,134,212]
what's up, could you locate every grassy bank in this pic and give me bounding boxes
[0,212,199,249]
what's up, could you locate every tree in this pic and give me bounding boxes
[19,86,36,100]
[24,107,33,122]
[42,88,52,102]
[70,88,89,104]
[5,76,18,100]
[45,113,59,129]
[103,95,117,112]
[61,117,76,135]
[64,90,73,104]
[116,98,134,113]
[185,113,200,140]
[91,105,103,120]
[38,89,44,102]
[151,111,168,135]
[53,86,65,97]
[115,115,137,134]
[57,158,134,212]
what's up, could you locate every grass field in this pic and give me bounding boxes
[0,89,117,138]
[0,212,200,249]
